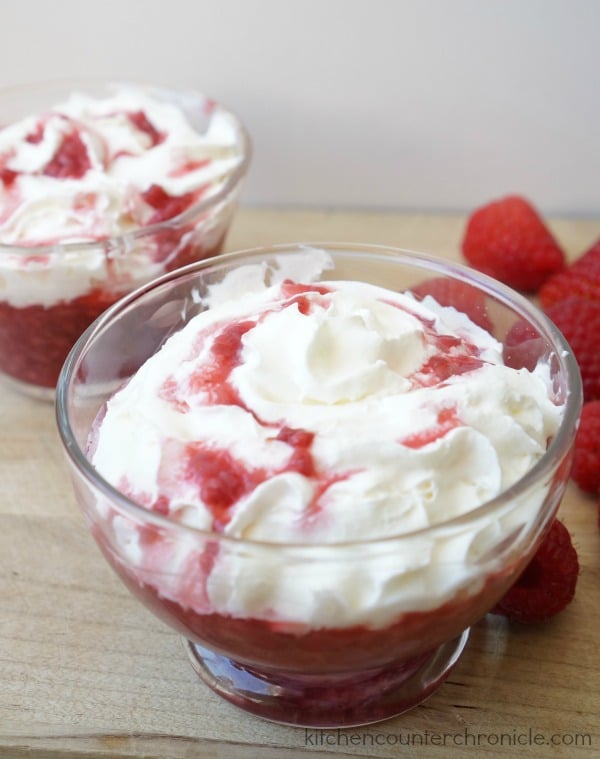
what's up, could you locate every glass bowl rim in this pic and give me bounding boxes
[0,77,252,256]
[56,242,583,550]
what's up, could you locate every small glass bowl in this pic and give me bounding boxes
[56,244,581,728]
[0,79,251,398]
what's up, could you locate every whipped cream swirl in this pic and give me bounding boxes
[0,85,245,308]
[0,85,242,245]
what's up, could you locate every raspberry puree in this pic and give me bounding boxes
[92,524,523,726]
[0,235,224,388]
[103,536,516,672]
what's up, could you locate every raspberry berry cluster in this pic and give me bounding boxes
[461,195,600,624]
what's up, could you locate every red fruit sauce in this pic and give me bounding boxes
[0,235,225,389]
[127,566,512,673]
[126,110,166,147]
[104,528,495,725]
[95,519,521,726]
[142,184,203,225]
[43,130,92,180]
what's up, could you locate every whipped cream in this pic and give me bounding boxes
[91,252,563,628]
[0,85,245,307]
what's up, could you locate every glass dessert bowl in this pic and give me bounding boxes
[0,79,251,398]
[56,243,581,728]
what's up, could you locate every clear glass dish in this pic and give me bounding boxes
[0,79,251,398]
[56,243,581,727]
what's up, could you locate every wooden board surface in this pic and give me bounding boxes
[1,208,599,759]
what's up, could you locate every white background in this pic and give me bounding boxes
[1,0,599,215]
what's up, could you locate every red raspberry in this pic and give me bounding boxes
[545,297,600,401]
[491,519,579,624]
[410,277,493,331]
[503,318,542,372]
[571,401,600,494]
[462,195,565,292]
[539,238,600,309]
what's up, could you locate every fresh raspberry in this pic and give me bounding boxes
[411,277,493,331]
[539,238,600,309]
[571,401,600,494]
[491,519,579,624]
[545,296,600,401]
[503,318,542,372]
[462,195,565,291]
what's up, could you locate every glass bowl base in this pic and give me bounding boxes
[184,628,469,727]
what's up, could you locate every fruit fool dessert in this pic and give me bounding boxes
[88,251,565,709]
[0,85,246,390]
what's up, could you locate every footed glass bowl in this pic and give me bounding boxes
[56,244,581,727]
[0,79,251,398]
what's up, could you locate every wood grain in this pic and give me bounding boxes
[1,209,599,758]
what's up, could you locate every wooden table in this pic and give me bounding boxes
[1,209,599,759]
